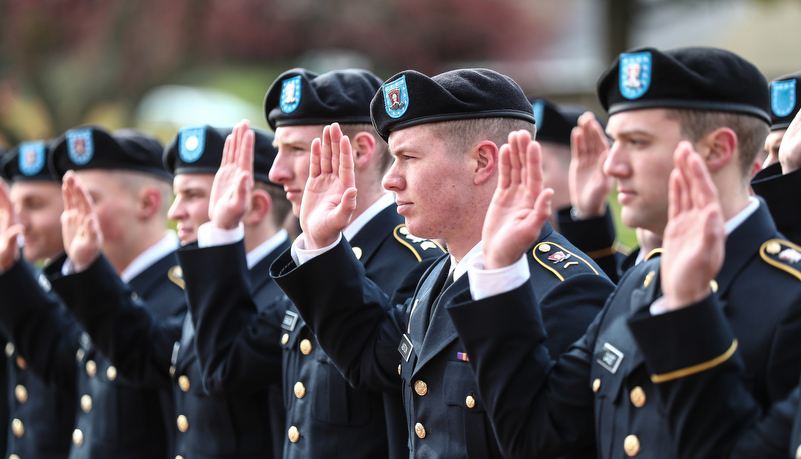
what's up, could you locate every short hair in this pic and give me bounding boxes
[664,109,769,179]
[255,181,292,228]
[426,117,537,156]
[111,170,173,218]
[340,123,392,174]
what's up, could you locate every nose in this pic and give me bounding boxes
[381,161,404,192]
[269,150,292,185]
[167,196,185,221]
[602,142,628,179]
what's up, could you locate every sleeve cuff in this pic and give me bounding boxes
[198,222,244,248]
[468,253,530,300]
[291,233,343,266]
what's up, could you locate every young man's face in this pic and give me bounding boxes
[269,125,323,217]
[10,181,64,262]
[603,108,685,235]
[73,170,144,253]
[383,124,476,241]
[168,173,213,245]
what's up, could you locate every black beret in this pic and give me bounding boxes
[265,68,383,131]
[531,98,579,146]
[1,140,60,183]
[49,126,171,181]
[598,47,770,124]
[371,68,535,142]
[163,125,279,185]
[769,71,801,131]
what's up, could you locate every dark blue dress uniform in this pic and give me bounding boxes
[270,220,612,458]
[0,264,78,459]
[187,205,444,459]
[446,202,801,458]
[752,163,801,246]
[44,251,186,459]
[556,206,632,283]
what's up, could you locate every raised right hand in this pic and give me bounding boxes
[0,181,22,272]
[61,171,103,272]
[569,112,613,218]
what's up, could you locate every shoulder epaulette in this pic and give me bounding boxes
[393,224,446,262]
[760,239,801,281]
[644,248,663,261]
[531,242,599,281]
[168,265,185,290]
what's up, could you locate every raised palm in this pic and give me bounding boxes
[569,112,613,218]
[61,171,102,272]
[208,120,254,230]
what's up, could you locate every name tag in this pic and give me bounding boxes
[597,342,624,374]
[282,311,299,331]
[398,334,414,362]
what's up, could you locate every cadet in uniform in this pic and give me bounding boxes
[0,141,77,458]
[2,126,186,458]
[444,47,801,458]
[52,124,292,459]
[186,69,444,459]
[268,68,613,458]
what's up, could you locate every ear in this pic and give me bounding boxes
[137,187,162,219]
[700,127,737,173]
[242,188,271,225]
[351,132,376,169]
[472,141,498,185]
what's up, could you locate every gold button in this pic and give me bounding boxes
[73,428,84,447]
[294,382,306,399]
[538,244,551,253]
[176,456,184,459]
[795,444,801,459]
[15,356,26,370]
[5,342,14,357]
[15,384,28,404]
[414,380,428,396]
[352,247,363,260]
[281,334,289,345]
[630,386,646,408]
[592,378,601,393]
[106,366,117,381]
[414,422,426,439]
[465,395,476,409]
[179,375,191,392]
[767,241,782,255]
[10,454,20,459]
[288,426,300,443]
[299,339,312,355]
[86,360,97,377]
[177,415,189,433]
[81,394,93,413]
[76,348,85,362]
[398,364,402,376]
[12,418,24,438]
[643,271,655,288]
[710,280,718,293]
[624,434,640,457]
[169,365,176,377]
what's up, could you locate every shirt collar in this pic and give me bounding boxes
[121,231,180,283]
[246,229,289,269]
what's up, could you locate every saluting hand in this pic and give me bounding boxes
[780,109,801,174]
[0,182,22,272]
[61,171,102,272]
[482,130,553,270]
[300,123,357,250]
[660,142,725,310]
[569,112,613,219]
[209,120,254,230]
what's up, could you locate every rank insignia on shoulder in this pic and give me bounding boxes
[760,239,801,281]
[532,242,599,281]
[393,224,446,262]
[168,265,185,290]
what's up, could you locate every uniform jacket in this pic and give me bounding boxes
[752,163,801,246]
[271,220,613,458]
[447,202,801,458]
[556,206,631,283]
[188,204,443,459]
[0,263,78,459]
[43,252,186,459]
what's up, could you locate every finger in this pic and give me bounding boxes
[337,186,358,219]
[667,168,683,222]
[222,133,234,169]
[570,126,585,162]
[585,115,610,154]
[687,148,718,209]
[73,176,94,217]
[62,172,76,212]
[330,123,342,175]
[240,129,255,190]
[497,143,511,191]
[508,131,524,187]
[0,181,13,219]
[339,134,355,189]
[525,139,544,195]
[674,146,693,215]
[309,138,322,178]
[320,125,333,175]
